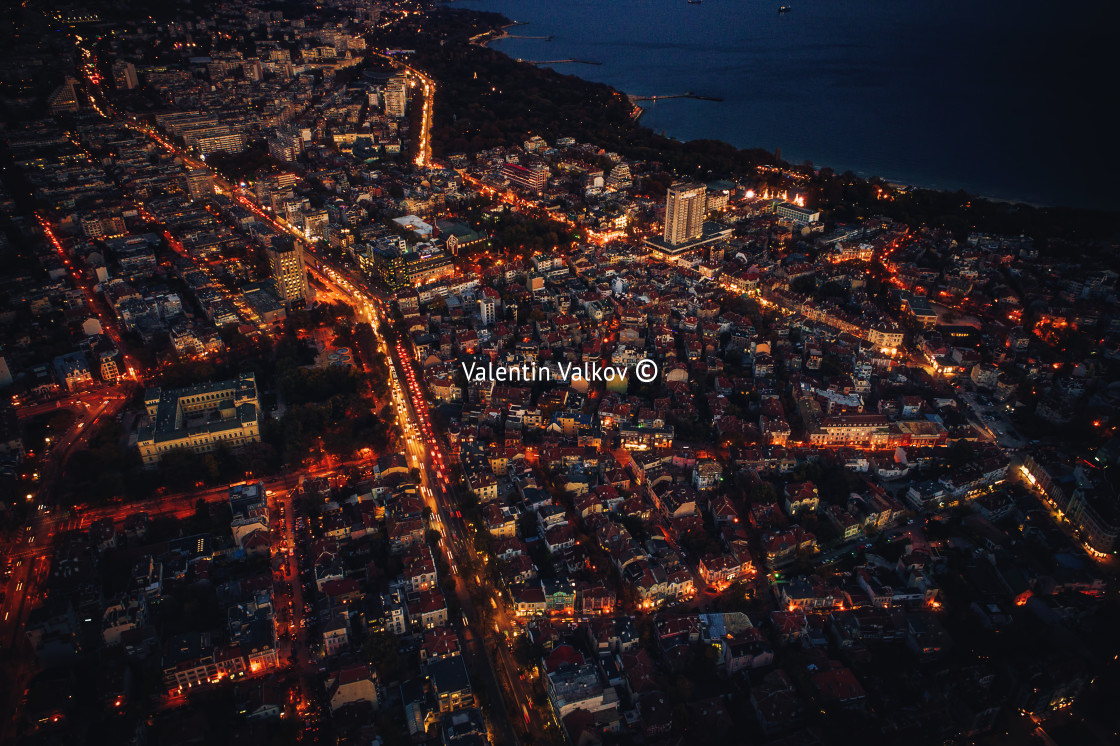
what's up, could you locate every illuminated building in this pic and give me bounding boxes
[354,244,407,289]
[137,372,261,465]
[808,414,892,447]
[1064,460,1120,555]
[183,169,214,200]
[268,128,303,162]
[439,221,488,256]
[162,631,223,691]
[478,287,499,325]
[196,131,244,156]
[402,245,455,286]
[646,181,732,260]
[53,352,93,392]
[619,426,674,451]
[328,665,379,713]
[775,202,820,225]
[606,162,632,189]
[157,114,245,155]
[80,211,127,238]
[99,350,120,382]
[501,162,549,193]
[705,180,733,212]
[266,237,309,306]
[382,75,409,118]
[663,181,706,245]
[428,655,474,713]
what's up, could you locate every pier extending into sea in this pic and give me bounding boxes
[629,92,724,103]
[516,58,602,66]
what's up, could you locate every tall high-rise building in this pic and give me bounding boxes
[113,61,139,90]
[382,76,409,118]
[184,169,214,200]
[663,182,707,246]
[266,238,309,306]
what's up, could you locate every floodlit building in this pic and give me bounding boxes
[382,75,409,118]
[266,238,309,306]
[137,373,261,465]
[645,181,732,260]
[776,202,821,225]
[501,162,549,193]
[663,182,706,246]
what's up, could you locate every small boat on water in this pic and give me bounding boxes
[688,0,702,4]
[778,5,791,12]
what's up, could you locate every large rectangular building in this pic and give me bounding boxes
[808,414,892,447]
[776,202,820,225]
[501,162,549,193]
[403,246,455,286]
[137,372,261,465]
[645,221,733,262]
[196,132,245,157]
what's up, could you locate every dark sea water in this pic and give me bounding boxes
[454,0,1119,210]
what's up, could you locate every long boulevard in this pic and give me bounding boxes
[73,49,541,740]
[311,259,536,745]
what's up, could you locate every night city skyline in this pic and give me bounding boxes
[0,2,1118,746]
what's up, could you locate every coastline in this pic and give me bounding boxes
[489,45,1061,207]
[472,21,525,48]
[479,29,935,200]
[479,20,645,126]
[453,3,1114,212]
